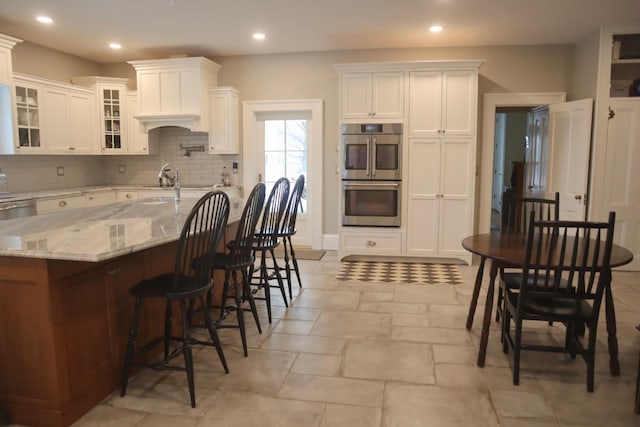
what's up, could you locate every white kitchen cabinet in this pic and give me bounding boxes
[408,70,477,138]
[406,138,474,260]
[125,92,155,155]
[0,34,20,85]
[128,57,220,132]
[340,228,402,256]
[208,86,239,154]
[37,194,87,214]
[10,78,42,153]
[85,190,117,206]
[340,72,404,121]
[117,190,140,202]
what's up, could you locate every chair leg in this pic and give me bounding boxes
[163,299,172,360]
[513,318,522,386]
[261,253,273,323]
[288,236,303,288]
[242,267,262,334]
[269,248,288,307]
[179,299,196,408]
[121,297,142,397]
[634,350,640,414]
[282,237,293,299]
[232,269,248,357]
[200,295,229,373]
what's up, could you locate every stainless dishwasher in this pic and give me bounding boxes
[0,198,37,220]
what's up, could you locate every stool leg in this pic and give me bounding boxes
[288,236,302,288]
[232,270,248,357]
[242,267,262,334]
[269,248,288,307]
[179,299,196,408]
[634,350,640,414]
[261,251,272,323]
[121,297,142,397]
[282,238,293,299]
[201,295,229,374]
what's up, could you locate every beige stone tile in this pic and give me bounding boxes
[491,389,553,419]
[428,303,472,328]
[292,353,342,376]
[135,413,200,427]
[334,281,395,293]
[261,332,346,354]
[198,390,325,427]
[432,344,478,365]
[394,283,460,304]
[299,273,339,289]
[344,340,435,384]
[279,373,384,407]
[435,364,540,391]
[359,301,427,314]
[382,383,499,426]
[391,325,472,345]
[312,310,391,339]
[270,306,321,321]
[361,291,394,302]
[293,289,361,310]
[71,405,147,427]
[272,319,315,335]
[392,312,430,327]
[321,403,382,427]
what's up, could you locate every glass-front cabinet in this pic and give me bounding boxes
[15,84,40,149]
[102,87,122,151]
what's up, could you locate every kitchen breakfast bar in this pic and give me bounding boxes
[0,196,242,427]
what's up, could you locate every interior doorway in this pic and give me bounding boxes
[479,93,566,234]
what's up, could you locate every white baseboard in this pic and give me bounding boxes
[321,234,339,251]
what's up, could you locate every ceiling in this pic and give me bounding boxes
[1,0,639,63]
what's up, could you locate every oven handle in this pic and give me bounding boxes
[366,136,371,177]
[343,182,400,189]
[371,136,377,178]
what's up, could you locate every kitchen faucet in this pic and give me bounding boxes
[158,163,181,201]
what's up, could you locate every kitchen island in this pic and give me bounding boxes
[0,195,242,427]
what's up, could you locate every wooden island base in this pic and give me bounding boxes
[0,225,234,427]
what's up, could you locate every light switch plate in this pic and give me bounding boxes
[118,164,126,173]
[57,166,64,176]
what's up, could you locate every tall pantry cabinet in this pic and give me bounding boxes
[406,66,480,259]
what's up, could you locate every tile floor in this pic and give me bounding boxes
[65,251,639,426]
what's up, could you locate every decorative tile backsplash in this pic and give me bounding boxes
[0,127,239,193]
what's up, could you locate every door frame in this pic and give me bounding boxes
[479,93,565,233]
[242,99,323,250]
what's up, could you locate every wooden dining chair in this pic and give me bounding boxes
[496,192,560,322]
[279,174,306,299]
[501,211,616,392]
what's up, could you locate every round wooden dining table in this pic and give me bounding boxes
[462,232,633,374]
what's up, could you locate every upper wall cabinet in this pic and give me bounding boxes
[408,70,478,138]
[126,92,156,155]
[339,71,404,121]
[128,57,220,132]
[72,77,132,154]
[0,34,21,85]
[1,74,98,155]
[208,86,239,154]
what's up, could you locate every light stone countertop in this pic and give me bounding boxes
[0,195,244,262]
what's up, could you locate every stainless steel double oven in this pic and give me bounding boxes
[341,123,402,227]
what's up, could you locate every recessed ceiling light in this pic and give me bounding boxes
[429,25,443,33]
[36,16,53,24]
[253,33,266,41]
[109,42,122,50]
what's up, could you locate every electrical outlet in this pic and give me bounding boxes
[118,164,126,173]
[57,166,64,176]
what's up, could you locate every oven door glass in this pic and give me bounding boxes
[372,134,401,180]
[343,182,400,227]
[343,135,370,179]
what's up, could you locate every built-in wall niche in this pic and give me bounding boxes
[610,33,640,97]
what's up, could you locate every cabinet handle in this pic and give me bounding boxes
[575,194,582,200]
[69,147,76,151]
[107,266,121,275]
[365,240,377,247]
[59,200,67,207]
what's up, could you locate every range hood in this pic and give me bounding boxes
[128,57,221,132]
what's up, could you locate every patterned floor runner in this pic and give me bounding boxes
[336,261,463,285]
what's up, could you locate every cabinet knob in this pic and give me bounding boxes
[126,194,132,199]
[575,194,582,201]
[365,240,377,247]
[59,200,67,207]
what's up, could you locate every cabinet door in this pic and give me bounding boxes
[69,91,97,154]
[125,93,150,154]
[408,71,443,137]
[340,72,373,120]
[13,83,42,153]
[442,71,477,137]
[99,85,126,154]
[40,87,71,153]
[372,72,404,120]
[406,138,440,256]
[438,139,474,256]
[208,87,239,154]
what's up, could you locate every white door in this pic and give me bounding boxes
[603,99,640,271]
[256,112,311,246]
[547,99,593,220]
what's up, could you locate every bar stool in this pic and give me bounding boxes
[249,177,290,323]
[209,183,266,357]
[279,174,305,299]
[120,191,230,408]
